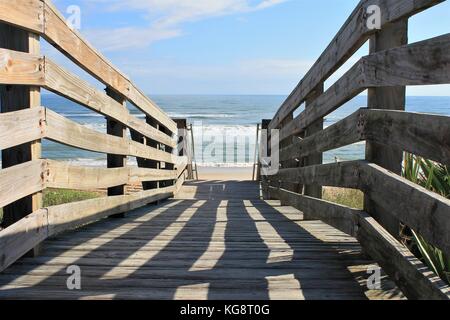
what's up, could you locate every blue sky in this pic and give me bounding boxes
[47,0,450,95]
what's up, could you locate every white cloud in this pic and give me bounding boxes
[83,0,287,51]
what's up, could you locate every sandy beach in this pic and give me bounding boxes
[195,166,255,181]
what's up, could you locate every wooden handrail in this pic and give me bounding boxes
[261,0,450,299]
[269,0,445,131]
[0,0,188,273]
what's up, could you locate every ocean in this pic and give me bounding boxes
[38,94,450,167]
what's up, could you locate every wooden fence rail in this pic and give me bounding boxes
[0,0,187,273]
[262,0,450,299]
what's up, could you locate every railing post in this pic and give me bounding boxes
[105,87,127,218]
[260,119,271,199]
[0,24,42,255]
[304,83,324,201]
[173,118,193,179]
[365,20,408,239]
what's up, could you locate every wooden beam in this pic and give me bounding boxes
[0,107,44,151]
[279,34,450,141]
[272,187,360,236]
[0,160,46,209]
[359,162,450,257]
[0,186,175,272]
[0,24,43,258]
[269,0,444,131]
[105,87,127,218]
[357,213,450,300]
[303,83,324,203]
[365,19,408,239]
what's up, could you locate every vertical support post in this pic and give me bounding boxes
[0,24,42,256]
[365,20,408,239]
[260,119,271,199]
[304,83,324,201]
[252,124,260,181]
[189,124,198,180]
[173,119,193,179]
[105,87,127,218]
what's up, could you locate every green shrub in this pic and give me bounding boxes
[402,153,450,284]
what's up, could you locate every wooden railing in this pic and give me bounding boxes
[0,0,187,272]
[262,0,450,299]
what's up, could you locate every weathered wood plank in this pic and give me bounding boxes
[46,160,178,190]
[280,34,450,141]
[0,160,46,209]
[272,161,360,189]
[0,186,175,272]
[269,0,444,131]
[365,109,450,166]
[45,108,175,163]
[0,108,44,151]
[270,160,450,256]
[359,162,450,257]
[271,187,360,236]
[357,213,449,300]
[0,0,44,33]
[279,108,450,166]
[279,109,363,162]
[0,209,48,272]
[0,48,44,86]
[42,0,176,133]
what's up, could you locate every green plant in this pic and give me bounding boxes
[402,153,450,284]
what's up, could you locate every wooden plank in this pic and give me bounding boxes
[0,209,48,272]
[357,213,449,300]
[279,109,363,162]
[45,108,174,163]
[280,34,450,141]
[279,108,450,166]
[365,109,450,166]
[0,48,44,86]
[45,108,128,155]
[359,162,450,257]
[42,0,176,134]
[0,160,46,209]
[46,160,178,190]
[0,107,44,151]
[43,59,175,148]
[0,186,175,272]
[0,25,43,252]
[272,187,360,236]
[272,161,360,189]
[269,0,444,131]
[303,83,324,201]
[47,186,174,236]
[0,0,44,33]
[365,19,408,239]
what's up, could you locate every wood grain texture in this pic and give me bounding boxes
[0,0,44,33]
[0,160,46,209]
[269,0,444,131]
[279,34,450,141]
[357,213,449,300]
[46,160,178,190]
[0,48,44,86]
[0,107,44,151]
[0,181,404,300]
[42,0,176,133]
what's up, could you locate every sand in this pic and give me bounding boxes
[195,166,255,181]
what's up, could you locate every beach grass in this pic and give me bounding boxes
[0,189,103,226]
[322,187,364,209]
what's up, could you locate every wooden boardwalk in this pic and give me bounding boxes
[0,181,402,300]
